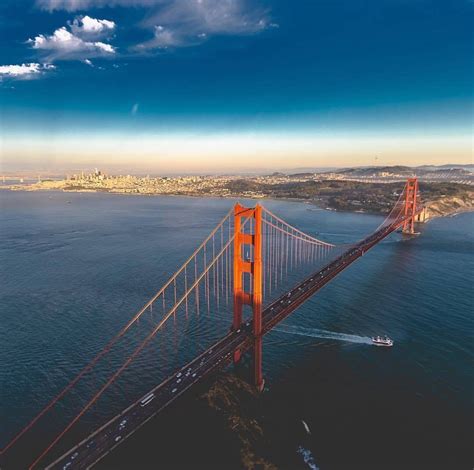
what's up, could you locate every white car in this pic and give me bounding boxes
[115,435,122,442]
[172,388,178,393]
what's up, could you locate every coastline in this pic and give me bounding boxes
[1,185,472,221]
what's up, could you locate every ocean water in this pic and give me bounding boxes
[0,191,473,469]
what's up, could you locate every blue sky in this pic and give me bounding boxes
[0,0,472,173]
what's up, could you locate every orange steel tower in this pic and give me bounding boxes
[233,203,264,392]
[402,177,419,234]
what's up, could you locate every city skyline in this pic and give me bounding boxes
[1,0,472,171]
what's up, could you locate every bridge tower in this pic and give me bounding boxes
[402,177,419,235]
[233,203,264,392]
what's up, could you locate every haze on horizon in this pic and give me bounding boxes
[0,0,472,173]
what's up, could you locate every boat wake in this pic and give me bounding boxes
[297,446,319,470]
[275,324,373,345]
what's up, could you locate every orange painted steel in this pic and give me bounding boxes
[233,203,264,391]
[402,177,419,234]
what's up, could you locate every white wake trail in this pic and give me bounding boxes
[275,324,373,345]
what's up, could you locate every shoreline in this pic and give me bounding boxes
[1,185,472,220]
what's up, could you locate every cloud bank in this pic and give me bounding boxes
[16,1,274,77]
[37,0,274,52]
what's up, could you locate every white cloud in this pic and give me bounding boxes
[70,15,116,39]
[30,25,116,61]
[145,0,269,34]
[36,0,273,52]
[134,25,182,50]
[0,63,55,80]
[135,0,272,50]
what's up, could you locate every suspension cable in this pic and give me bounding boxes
[28,213,253,469]
[1,207,234,457]
[262,206,334,247]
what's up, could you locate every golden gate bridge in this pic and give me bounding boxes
[1,178,422,469]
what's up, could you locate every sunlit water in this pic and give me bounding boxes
[1,191,472,468]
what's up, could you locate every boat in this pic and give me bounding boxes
[372,335,393,347]
[301,420,311,435]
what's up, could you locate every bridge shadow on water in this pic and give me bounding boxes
[95,346,473,470]
[95,387,244,469]
[94,370,310,470]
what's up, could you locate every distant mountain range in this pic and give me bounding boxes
[275,164,472,178]
[323,165,473,177]
[417,164,474,171]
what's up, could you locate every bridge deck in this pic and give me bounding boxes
[47,216,411,469]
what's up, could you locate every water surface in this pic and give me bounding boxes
[1,191,472,468]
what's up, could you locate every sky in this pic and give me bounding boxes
[0,0,472,174]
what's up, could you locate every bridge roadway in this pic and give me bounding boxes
[47,216,410,469]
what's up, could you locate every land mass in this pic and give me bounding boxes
[2,167,472,220]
